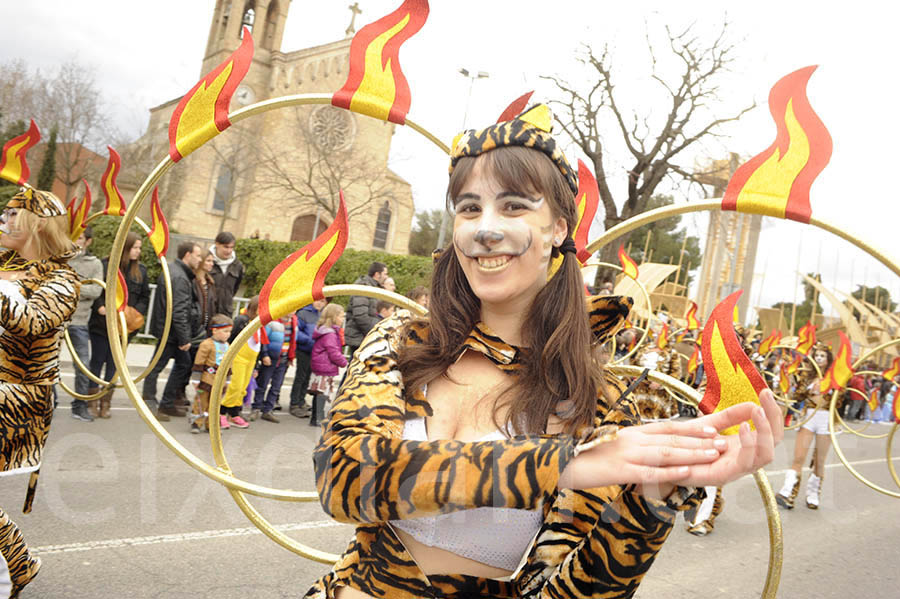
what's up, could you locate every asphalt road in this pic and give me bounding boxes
[5,381,899,598]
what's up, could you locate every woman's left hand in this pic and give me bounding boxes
[677,389,783,487]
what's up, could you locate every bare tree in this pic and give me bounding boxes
[543,20,755,277]
[255,106,395,226]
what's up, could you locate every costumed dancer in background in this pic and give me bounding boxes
[776,342,834,509]
[632,324,682,420]
[0,188,80,598]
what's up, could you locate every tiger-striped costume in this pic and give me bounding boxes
[632,345,682,421]
[307,296,702,599]
[0,249,80,597]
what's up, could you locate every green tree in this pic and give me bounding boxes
[36,126,58,191]
[407,209,443,256]
[848,285,896,318]
[624,195,701,287]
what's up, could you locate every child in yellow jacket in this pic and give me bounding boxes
[190,314,237,433]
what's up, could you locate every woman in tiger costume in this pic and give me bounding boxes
[0,188,79,598]
[307,105,782,599]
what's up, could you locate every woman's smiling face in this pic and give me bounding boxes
[452,157,566,310]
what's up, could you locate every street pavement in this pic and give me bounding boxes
[5,350,900,597]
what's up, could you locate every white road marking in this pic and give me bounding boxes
[33,520,343,555]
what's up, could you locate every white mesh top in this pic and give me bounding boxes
[389,416,543,572]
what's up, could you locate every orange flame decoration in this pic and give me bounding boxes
[893,387,900,422]
[168,29,254,162]
[0,120,41,185]
[758,329,782,355]
[687,344,700,375]
[656,323,669,350]
[786,352,803,375]
[147,187,170,258]
[778,364,791,395]
[573,161,599,264]
[818,331,854,394]
[796,320,817,355]
[722,66,832,223]
[100,147,127,216]
[882,357,900,382]
[685,301,700,331]
[115,269,129,314]
[698,290,768,431]
[66,180,92,241]
[867,389,880,413]
[618,244,639,280]
[496,91,534,123]
[258,194,349,325]
[331,0,429,124]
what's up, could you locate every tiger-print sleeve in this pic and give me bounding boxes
[313,317,579,524]
[0,268,79,336]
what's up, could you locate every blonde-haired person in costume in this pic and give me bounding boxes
[632,325,682,421]
[776,342,835,510]
[306,105,783,599]
[0,188,80,598]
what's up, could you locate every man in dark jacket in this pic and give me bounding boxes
[289,299,326,418]
[141,241,204,420]
[344,262,388,356]
[209,231,244,316]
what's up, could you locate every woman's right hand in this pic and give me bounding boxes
[560,419,726,490]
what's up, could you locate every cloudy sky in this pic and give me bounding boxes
[3,1,899,321]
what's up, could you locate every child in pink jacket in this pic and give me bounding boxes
[308,303,347,426]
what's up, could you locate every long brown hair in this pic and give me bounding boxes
[398,146,606,435]
[119,231,143,283]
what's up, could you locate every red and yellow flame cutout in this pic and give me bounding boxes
[786,352,802,375]
[722,66,832,223]
[168,29,254,162]
[496,91,534,123]
[867,389,880,413]
[100,147,127,217]
[258,193,349,325]
[818,331,854,394]
[147,187,170,258]
[67,180,92,242]
[882,357,900,382]
[573,160,599,265]
[685,301,700,331]
[796,320,816,355]
[115,269,129,314]
[0,120,41,185]
[687,344,700,375]
[618,244,639,280]
[331,0,428,124]
[758,329,782,355]
[893,388,900,422]
[698,291,768,432]
[778,364,791,395]
[656,323,669,350]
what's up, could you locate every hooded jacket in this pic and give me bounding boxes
[310,325,347,376]
[209,246,244,315]
[344,274,382,347]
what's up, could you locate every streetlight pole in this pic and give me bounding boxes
[435,68,489,250]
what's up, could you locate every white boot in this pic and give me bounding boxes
[776,469,799,509]
[806,473,821,509]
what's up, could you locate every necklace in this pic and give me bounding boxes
[0,251,36,276]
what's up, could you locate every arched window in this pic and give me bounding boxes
[372,201,392,249]
[291,213,328,242]
[212,165,234,213]
[241,2,255,37]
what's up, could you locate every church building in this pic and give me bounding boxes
[134,0,414,253]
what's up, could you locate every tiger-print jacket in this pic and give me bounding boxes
[0,250,80,386]
[308,296,702,599]
[632,346,682,421]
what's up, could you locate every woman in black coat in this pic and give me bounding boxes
[87,231,151,417]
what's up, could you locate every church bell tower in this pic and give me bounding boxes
[201,0,291,78]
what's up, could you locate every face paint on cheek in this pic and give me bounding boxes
[454,207,535,258]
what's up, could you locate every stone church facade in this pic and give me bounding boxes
[135,0,414,253]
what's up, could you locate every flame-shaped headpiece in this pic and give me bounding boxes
[572,160,599,265]
[496,91,534,123]
[67,181,92,241]
[331,0,429,124]
[786,352,803,375]
[0,120,41,186]
[618,244,639,280]
[147,188,170,258]
[258,193,349,325]
[721,66,832,223]
[698,291,768,432]
[893,388,900,422]
[687,344,700,375]
[796,320,816,355]
[168,29,254,162]
[758,329,782,355]
[882,357,900,382]
[685,301,700,331]
[101,147,127,217]
[867,388,879,413]
[656,323,669,350]
[115,269,129,314]
[778,364,791,395]
[818,331,854,394]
